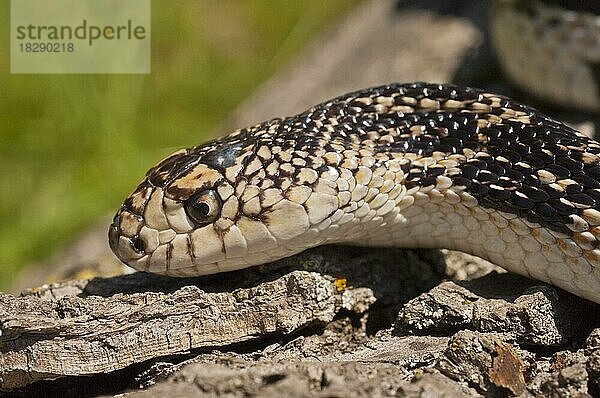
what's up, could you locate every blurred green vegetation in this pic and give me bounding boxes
[0,1,359,286]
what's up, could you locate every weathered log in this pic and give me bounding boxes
[6,245,600,397]
[0,246,445,391]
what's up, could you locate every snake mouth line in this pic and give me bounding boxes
[108,217,120,254]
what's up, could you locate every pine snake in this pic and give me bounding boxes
[492,0,600,111]
[109,82,600,304]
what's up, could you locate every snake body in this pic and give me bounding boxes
[109,82,600,303]
[492,0,600,111]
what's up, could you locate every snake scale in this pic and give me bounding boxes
[109,82,600,304]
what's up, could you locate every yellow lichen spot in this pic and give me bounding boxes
[232,290,248,302]
[451,340,460,352]
[413,369,424,379]
[334,278,347,292]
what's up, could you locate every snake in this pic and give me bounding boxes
[492,0,600,112]
[108,82,600,304]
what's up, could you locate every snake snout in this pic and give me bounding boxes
[108,211,148,267]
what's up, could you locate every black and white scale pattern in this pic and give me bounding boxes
[109,82,600,303]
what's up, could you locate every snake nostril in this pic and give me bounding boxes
[132,236,146,253]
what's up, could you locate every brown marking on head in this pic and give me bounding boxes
[165,163,223,200]
[123,183,152,215]
[166,242,173,272]
[147,150,203,188]
[186,234,195,259]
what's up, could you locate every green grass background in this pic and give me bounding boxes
[0,1,359,287]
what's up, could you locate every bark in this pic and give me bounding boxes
[0,246,445,393]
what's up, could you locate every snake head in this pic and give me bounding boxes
[108,135,244,276]
[108,144,225,275]
[109,126,329,276]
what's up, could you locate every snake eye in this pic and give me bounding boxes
[184,189,221,227]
